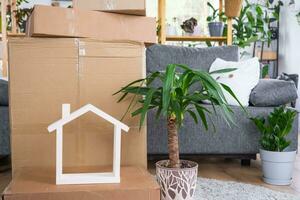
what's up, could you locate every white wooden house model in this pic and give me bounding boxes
[47,104,129,185]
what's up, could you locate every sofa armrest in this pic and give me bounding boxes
[250,79,298,107]
[0,79,8,106]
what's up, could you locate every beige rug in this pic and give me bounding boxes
[195,178,300,200]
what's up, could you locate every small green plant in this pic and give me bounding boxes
[115,64,243,168]
[251,106,297,152]
[206,2,227,23]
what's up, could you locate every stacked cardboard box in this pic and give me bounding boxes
[75,0,146,16]
[3,1,159,200]
[26,5,155,43]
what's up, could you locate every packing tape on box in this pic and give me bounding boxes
[79,43,86,56]
[66,9,77,36]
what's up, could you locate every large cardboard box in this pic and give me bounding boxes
[9,38,147,175]
[75,0,146,16]
[26,5,155,44]
[2,167,160,200]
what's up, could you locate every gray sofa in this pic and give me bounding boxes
[0,79,10,156]
[146,44,298,164]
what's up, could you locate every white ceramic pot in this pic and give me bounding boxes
[156,160,198,200]
[260,149,296,185]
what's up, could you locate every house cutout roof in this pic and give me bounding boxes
[48,104,129,133]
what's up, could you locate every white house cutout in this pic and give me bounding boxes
[47,104,130,185]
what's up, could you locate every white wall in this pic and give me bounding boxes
[278,2,300,111]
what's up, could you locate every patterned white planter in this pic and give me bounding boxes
[156,160,198,200]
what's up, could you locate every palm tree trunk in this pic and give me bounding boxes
[167,116,180,168]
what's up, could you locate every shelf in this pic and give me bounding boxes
[255,51,277,61]
[0,33,26,39]
[8,33,26,37]
[166,35,227,42]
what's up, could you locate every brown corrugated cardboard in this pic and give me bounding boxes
[75,0,146,16]
[26,5,155,44]
[9,38,147,176]
[2,167,160,200]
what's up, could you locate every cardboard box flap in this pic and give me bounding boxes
[29,5,81,37]
[2,167,160,200]
[26,5,155,44]
[79,40,144,58]
[75,0,146,16]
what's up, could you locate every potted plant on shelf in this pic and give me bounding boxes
[251,106,297,185]
[115,64,242,200]
[206,2,226,37]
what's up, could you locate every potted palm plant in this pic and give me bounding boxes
[114,64,241,200]
[251,106,297,185]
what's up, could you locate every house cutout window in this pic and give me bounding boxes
[48,104,129,185]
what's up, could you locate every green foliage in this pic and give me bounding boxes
[206,0,282,48]
[233,0,271,48]
[6,0,32,32]
[232,0,283,48]
[251,106,297,152]
[156,20,161,37]
[269,0,283,21]
[261,64,269,78]
[115,64,244,130]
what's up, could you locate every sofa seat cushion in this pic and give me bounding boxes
[147,104,298,154]
[250,79,298,107]
[0,79,8,106]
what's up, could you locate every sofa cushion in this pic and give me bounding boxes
[250,79,298,107]
[0,107,10,155]
[209,57,260,106]
[0,79,8,106]
[146,45,239,92]
[146,45,239,73]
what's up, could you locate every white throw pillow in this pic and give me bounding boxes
[209,57,260,106]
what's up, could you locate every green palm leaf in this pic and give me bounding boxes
[115,64,244,130]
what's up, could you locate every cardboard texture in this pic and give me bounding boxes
[75,0,146,16]
[26,5,155,44]
[8,38,147,176]
[2,167,160,200]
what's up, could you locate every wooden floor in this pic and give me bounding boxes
[1,139,300,196]
[148,138,300,196]
[148,155,300,196]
